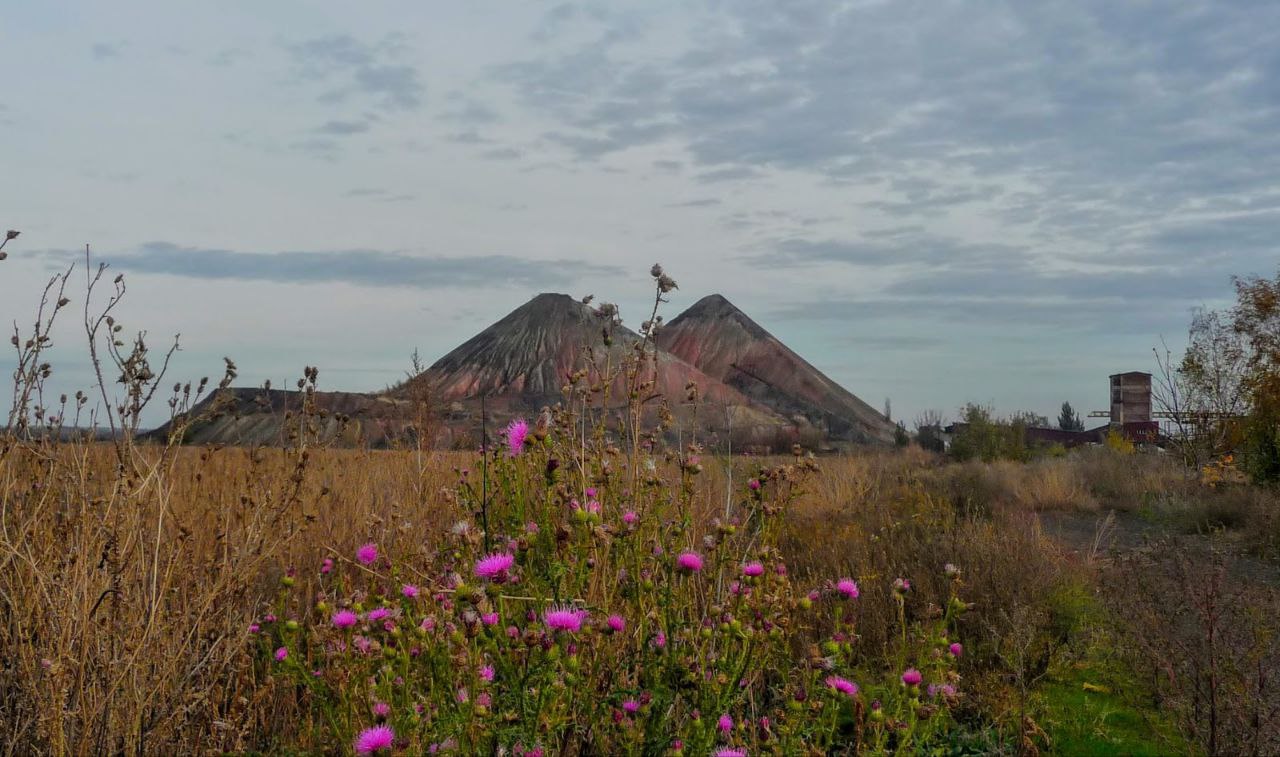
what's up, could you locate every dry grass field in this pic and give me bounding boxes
[5,425,1277,754]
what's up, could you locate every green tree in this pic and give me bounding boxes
[1057,402,1085,432]
[1232,271,1280,482]
[893,420,910,447]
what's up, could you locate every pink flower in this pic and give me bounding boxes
[836,578,860,599]
[949,642,963,658]
[354,725,395,754]
[893,577,911,594]
[274,646,288,662]
[622,510,638,525]
[372,701,391,719]
[652,631,666,649]
[742,562,764,577]
[367,607,390,622]
[357,542,378,565]
[320,558,334,574]
[332,610,359,629]
[402,584,419,599]
[476,692,492,708]
[606,614,625,633]
[748,478,761,490]
[901,668,923,687]
[825,676,858,697]
[482,612,499,626]
[675,552,704,573]
[543,606,584,633]
[718,714,733,734]
[715,748,747,757]
[505,418,529,456]
[622,699,640,714]
[474,553,516,581]
[479,664,495,682]
[585,487,597,498]
[248,623,260,634]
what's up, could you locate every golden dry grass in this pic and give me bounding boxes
[0,436,1209,754]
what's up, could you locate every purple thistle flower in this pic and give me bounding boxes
[274,646,288,662]
[622,510,638,525]
[606,614,625,633]
[836,578,860,599]
[332,610,359,629]
[372,701,391,719]
[354,724,395,754]
[356,542,378,565]
[474,553,516,581]
[718,714,733,734]
[714,749,747,757]
[479,664,495,682]
[675,551,704,573]
[367,607,390,622]
[505,418,529,456]
[543,606,585,633]
[482,612,499,626]
[950,642,963,658]
[622,698,640,714]
[742,562,764,577]
[901,668,923,687]
[321,557,334,574]
[401,584,418,599]
[825,675,858,697]
[748,478,761,491]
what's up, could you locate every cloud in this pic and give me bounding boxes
[665,198,720,208]
[315,119,371,136]
[288,34,424,112]
[343,188,417,202]
[492,1,1280,251]
[61,242,624,289]
[481,147,524,161]
[91,42,121,60]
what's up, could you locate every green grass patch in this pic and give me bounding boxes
[1034,590,1190,756]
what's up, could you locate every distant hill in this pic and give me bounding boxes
[159,292,892,450]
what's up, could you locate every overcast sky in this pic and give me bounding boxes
[3,1,1278,427]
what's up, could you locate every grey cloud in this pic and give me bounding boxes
[343,188,417,202]
[666,198,720,208]
[72,242,624,289]
[91,43,121,60]
[695,166,763,183]
[771,295,1192,337]
[494,0,1280,251]
[481,147,524,161]
[441,99,501,125]
[288,34,424,113]
[759,235,1027,268]
[316,119,370,136]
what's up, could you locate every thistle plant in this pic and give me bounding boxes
[255,266,973,754]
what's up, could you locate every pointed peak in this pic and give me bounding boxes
[677,293,746,319]
[670,293,770,338]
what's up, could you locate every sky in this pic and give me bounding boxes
[2,1,1278,428]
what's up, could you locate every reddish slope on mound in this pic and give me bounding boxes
[656,294,895,444]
